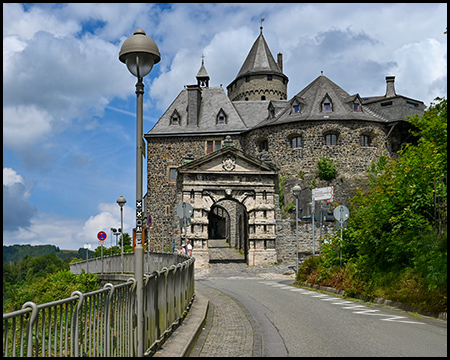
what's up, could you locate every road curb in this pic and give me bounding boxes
[153,292,209,357]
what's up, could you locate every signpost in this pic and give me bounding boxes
[177,202,193,245]
[333,205,350,265]
[97,231,106,273]
[311,187,333,255]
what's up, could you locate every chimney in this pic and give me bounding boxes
[385,76,396,97]
[277,52,283,73]
[186,85,201,127]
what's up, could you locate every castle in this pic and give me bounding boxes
[144,27,425,268]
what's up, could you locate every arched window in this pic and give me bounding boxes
[257,138,268,152]
[325,133,338,145]
[360,134,371,147]
[290,135,302,148]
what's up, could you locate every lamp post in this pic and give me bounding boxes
[293,185,302,273]
[117,195,126,273]
[119,29,160,357]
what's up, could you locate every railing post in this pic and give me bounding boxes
[103,283,114,357]
[21,301,38,357]
[71,291,84,357]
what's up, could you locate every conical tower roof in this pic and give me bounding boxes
[236,30,282,77]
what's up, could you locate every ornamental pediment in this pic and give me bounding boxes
[178,146,278,174]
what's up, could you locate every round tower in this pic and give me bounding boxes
[227,26,288,101]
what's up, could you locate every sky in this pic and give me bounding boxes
[3,3,447,251]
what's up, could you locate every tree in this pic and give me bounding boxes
[345,97,447,291]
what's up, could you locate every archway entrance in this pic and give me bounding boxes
[176,146,279,268]
[208,202,247,263]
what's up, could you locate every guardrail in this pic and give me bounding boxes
[3,254,195,357]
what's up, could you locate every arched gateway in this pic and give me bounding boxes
[176,145,279,268]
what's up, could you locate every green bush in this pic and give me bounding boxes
[317,156,337,181]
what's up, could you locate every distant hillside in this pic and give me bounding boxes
[3,244,93,264]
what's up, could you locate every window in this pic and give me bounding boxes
[267,75,272,81]
[353,103,361,112]
[360,135,371,147]
[168,167,177,182]
[258,139,268,152]
[206,140,222,154]
[323,102,332,112]
[293,105,300,113]
[406,101,418,108]
[261,96,266,100]
[170,110,180,125]
[326,134,338,145]
[245,76,250,82]
[291,136,302,148]
[216,109,227,125]
[269,108,275,118]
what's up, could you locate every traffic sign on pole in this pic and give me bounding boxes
[97,231,107,241]
[333,205,349,223]
[312,186,334,201]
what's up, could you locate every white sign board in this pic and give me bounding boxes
[312,186,334,201]
[84,244,91,249]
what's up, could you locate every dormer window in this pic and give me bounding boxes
[269,106,275,119]
[216,109,227,125]
[170,110,181,125]
[292,104,300,114]
[353,103,361,112]
[321,94,333,112]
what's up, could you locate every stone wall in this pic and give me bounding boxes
[228,74,287,101]
[146,117,392,264]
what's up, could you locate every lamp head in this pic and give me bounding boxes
[293,185,302,197]
[117,195,127,208]
[119,29,161,78]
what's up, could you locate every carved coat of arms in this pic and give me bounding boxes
[222,154,236,171]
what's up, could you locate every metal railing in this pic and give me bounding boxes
[3,254,195,357]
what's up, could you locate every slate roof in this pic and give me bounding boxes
[235,31,283,78]
[147,86,250,136]
[253,74,390,129]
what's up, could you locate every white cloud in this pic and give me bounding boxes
[3,168,37,231]
[390,38,447,103]
[3,105,53,150]
[3,202,134,251]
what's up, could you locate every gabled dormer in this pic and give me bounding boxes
[170,109,181,126]
[321,94,333,112]
[216,108,227,125]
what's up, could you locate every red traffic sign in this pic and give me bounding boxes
[97,231,107,241]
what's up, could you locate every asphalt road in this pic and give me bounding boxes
[199,278,447,357]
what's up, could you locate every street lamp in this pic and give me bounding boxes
[119,29,160,357]
[117,195,127,274]
[293,185,302,273]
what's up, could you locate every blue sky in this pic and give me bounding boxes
[3,3,447,251]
